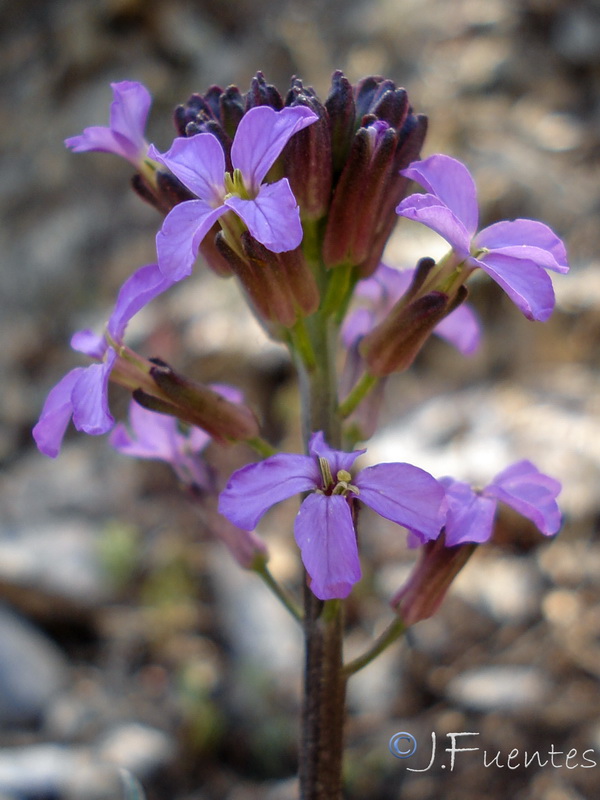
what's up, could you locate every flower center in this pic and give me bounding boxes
[317,457,359,497]
[224,168,252,200]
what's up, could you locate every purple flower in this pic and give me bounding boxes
[110,399,213,488]
[218,432,446,600]
[396,154,569,321]
[148,104,318,280]
[33,263,175,457]
[342,263,481,356]
[110,393,269,569]
[65,81,151,167]
[439,460,562,547]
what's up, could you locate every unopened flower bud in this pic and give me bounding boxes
[323,122,397,268]
[390,534,476,626]
[245,71,283,110]
[325,71,356,176]
[283,79,332,220]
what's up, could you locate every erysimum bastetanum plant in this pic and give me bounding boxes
[35,71,566,800]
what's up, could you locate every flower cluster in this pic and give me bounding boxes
[35,71,568,621]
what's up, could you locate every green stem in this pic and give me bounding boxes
[338,371,379,419]
[342,616,405,677]
[246,436,278,459]
[255,563,303,623]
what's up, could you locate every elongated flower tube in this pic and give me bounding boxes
[148,105,318,281]
[218,432,445,600]
[343,263,481,356]
[65,81,151,168]
[396,154,569,321]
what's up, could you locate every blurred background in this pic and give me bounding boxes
[2,0,600,798]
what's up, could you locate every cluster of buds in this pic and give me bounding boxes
[133,71,427,332]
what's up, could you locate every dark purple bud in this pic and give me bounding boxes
[219,85,245,138]
[359,113,428,277]
[155,170,195,208]
[324,70,356,175]
[390,534,476,626]
[322,123,397,267]
[245,71,283,111]
[360,291,450,375]
[174,92,219,136]
[283,78,332,220]
[131,173,171,215]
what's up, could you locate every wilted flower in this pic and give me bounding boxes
[396,154,569,321]
[218,432,445,600]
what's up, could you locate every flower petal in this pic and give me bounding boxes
[156,199,227,280]
[71,350,117,435]
[232,105,318,189]
[440,477,497,546]
[110,400,180,460]
[218,453,320,530]
[70,329,107,359]
[225,179,303,252]
[475,252,556,321]
[308,431,365,477]
[434,303,481,355]
[484,460,562,536]
[396,193,472,256]
[107,262,177,342]
[294,493,361,600]
[109,81,151,149]
[148,133,226,201]
[355,463,445,541]
[32,368,86,457]
[401,154,479,235]
[65,81,151,165]
[65,128,133,161]
[475,219,568,273]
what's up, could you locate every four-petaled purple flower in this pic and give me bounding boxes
[396,154,569,321]
[65,81,151,167]
[148,105,318,280]
[33,263,175,458]
[343,262,481,356]
[439,460,562,547]
[218,432,446,600]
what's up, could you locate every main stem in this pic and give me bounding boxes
[297,313,346,800]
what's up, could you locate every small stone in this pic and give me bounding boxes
[0,605,68,726]
[447,665,549,713]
